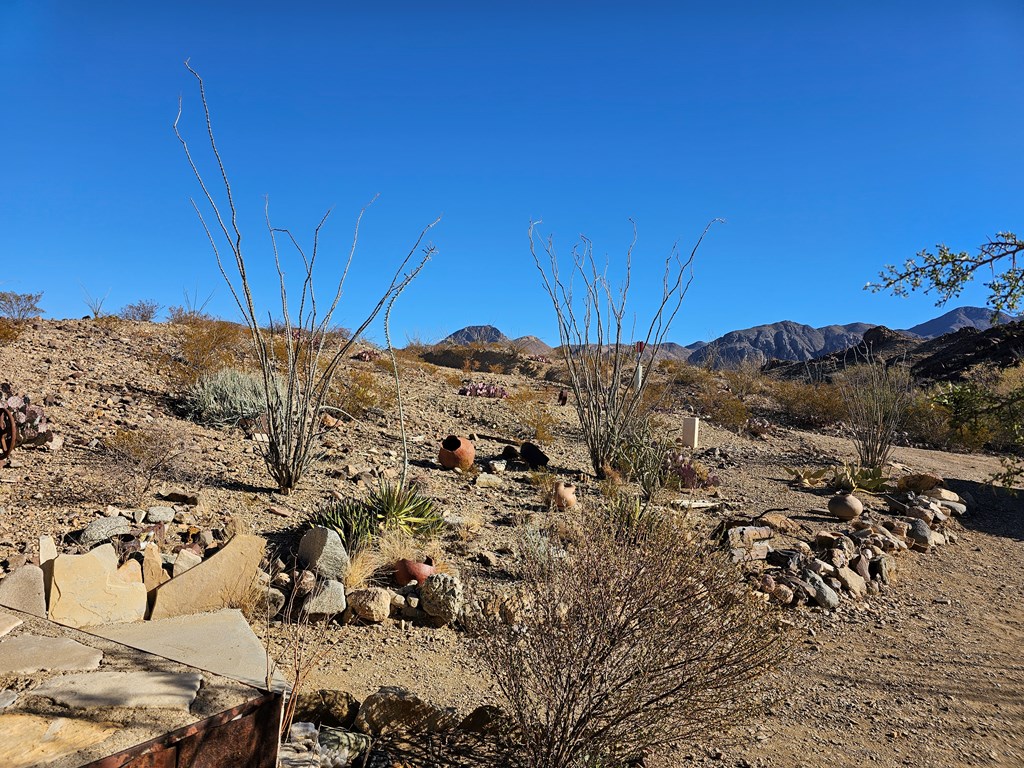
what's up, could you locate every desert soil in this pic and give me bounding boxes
[1,319,1022,767]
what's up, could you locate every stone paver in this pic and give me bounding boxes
[0,610,23,638]
[48,546,147,628]
[149,535,265,620]
[31,670,203,711]
[0,565,47,618]
[93,608,287,692]
[0,635,103,674]
[0,713,117,768]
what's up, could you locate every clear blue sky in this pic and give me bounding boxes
[2,2,1022,345]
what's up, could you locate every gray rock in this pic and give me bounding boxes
[347,587,392,623]
[30,670,202,711]
[301,579,347,620]
[298,527,350,580]
[419,573,464,626]
[804,570,840,609]
[0,689,16,709]
[0,634,103,674]
[937,499,967,516]
[146,506,176,524]
[262,586,286,618]
[0,564,46,617]
[903,518,935,549]
[81,516,131,547]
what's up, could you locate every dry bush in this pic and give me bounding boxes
[722,359,767,398]
[0,291,43,320]
[837,357,913,469]
[101,426,190,504]
[168,318,248,387]
[328,368,396,419]
[470,508,789,768]
[697,388,749,432]
[119,300,162,322]
[343,546,383,591]
[456,510,485,542]
[769,379,847,428]
[506,389,556,443]
[0,318,23,346]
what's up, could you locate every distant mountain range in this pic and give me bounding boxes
[435,306,1014,369]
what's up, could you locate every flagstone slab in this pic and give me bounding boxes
[94,608,288,692]
[0,565,47,618]
[48,546,147,628]
[0,634,103,674]
[149,534,265,620]
[31,670,203,711]
[0,713,117,768]
[0,610,23,638]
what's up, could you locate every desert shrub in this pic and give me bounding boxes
[770,380,846,428]
[168,318,249,387]
[470,508,788,768]
[0,291,43,320]
[328,368,396,419]
[722,359,767,398]
[611,416,669,502]
[697,389,749,432]
[506,389,556,443]
[102,426,189,504]
[120,300,162,322]
[836,358,913,469]
[181,367,266,426]
[0,318,23,346]
[308,482,442,553]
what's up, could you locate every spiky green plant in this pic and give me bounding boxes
[308,482,441,553]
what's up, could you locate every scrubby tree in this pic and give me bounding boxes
[0,291,43,320]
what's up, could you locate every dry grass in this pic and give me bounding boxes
[328,368,396,419]
[344,546,384,590]
[456,510,485,542]
[375,527,421,569]
[506,389,557,443]
[167,317,249,387]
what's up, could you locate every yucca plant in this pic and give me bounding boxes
[308,482,441,553]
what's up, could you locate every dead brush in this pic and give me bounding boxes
[327,368,396,419]
[166,317,249,387]
[0,318,23,346]
[457,510,485,542]
[101,425,190,504]
[506,389,556,443]
[343,546,383,591]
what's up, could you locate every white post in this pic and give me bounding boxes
[681,416,700,449]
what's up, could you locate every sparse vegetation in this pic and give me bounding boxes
[836,356,913,469]
[120,299,162,322]
[181,367,266,426]
[307,482,442,553]
[102,425,189,504]
[0,291,43,320]
[530,218,719,478]
[470,507,788,768]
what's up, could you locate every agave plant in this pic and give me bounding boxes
[828,462,892,494]
[308,481,442,553]
[782,465,829,488]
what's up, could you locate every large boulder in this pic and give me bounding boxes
[298,527,350,580]
[353,686,458,736]
[347,588,392,623]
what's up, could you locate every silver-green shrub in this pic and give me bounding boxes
[181,368,266,426]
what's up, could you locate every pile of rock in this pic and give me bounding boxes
[729,476,969,610]
[279,686,501,768]
[0,494,266,628]
[277,526,465,628]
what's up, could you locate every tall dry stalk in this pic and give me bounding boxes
[836,352,913,469]
[530,218,719,478]
[175,62,438,492]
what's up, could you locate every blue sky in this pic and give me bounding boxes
[2,2,1022,345]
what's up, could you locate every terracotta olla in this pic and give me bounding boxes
[827,492,863,522]
[395,557,436,587]
[438,435,475,470]
[553,482,577,510]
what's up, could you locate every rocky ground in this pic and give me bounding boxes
[0,318,1022,767]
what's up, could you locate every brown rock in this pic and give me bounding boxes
[149,534,265,620]
[0,565,47,618]
[353,686,459,736]
[48,546,147,628]
[347,588,392,623]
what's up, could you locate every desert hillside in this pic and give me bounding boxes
[0,318,1021,767]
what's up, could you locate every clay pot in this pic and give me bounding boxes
[827,492,863,522]
[553,482,577,510]
[395,557,436,587]
[438,435,475,470]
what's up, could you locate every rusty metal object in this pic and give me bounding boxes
[0,406,16,460]
[81,691,282,768]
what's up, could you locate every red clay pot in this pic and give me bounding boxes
[395,557,437,586]
[438,435,475,470]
